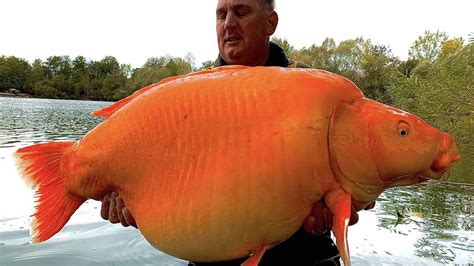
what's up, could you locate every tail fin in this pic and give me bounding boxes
[15,142,86,243]
[324,189,352,266]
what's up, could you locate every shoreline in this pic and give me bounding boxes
[0,92,32,98]
[0,93,112,103]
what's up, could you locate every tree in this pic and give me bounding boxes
[439,38,464,58]
[360,44,398,102]
[44,55,73,98]
[272,37,295,57]
[290,38,337,71]
[102,73,127,101]
[72,56,88,99]
[127,55,193,94]
[24,59,46,94]
[409,30,448,62]
[199,60,215,70]
[120,64,133,78]
[97,56,120,78]
[331,37,370,83]
[0,56,31,91]
[127,56,173,93]
[32,79,58,98]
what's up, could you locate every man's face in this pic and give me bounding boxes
[216,0,277,66]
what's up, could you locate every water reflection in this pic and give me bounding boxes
[377,183,473,263]
[0,98,105,146]
[0,97,472,264]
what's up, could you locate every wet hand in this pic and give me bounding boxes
[100,192,137,228]
[303,200,375,234]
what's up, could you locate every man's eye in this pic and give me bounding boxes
[216,12,226,20]
[236,8,250,17]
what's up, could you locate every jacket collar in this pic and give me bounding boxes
[215,42,290,67]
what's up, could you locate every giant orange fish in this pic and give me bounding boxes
[15,66,460,265]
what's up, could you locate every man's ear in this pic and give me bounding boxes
[267,10,278,35]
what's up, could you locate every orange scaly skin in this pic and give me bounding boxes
[73,66,361,262]
[15,66,460,265]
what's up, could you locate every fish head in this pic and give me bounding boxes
[329,98,461,209]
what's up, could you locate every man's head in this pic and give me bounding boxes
[216,0,279,66]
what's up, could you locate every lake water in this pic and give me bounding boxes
[0,97,472,265]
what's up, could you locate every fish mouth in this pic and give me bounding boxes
[424,135,461,180]
[390,144,462,185]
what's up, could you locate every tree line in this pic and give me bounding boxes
[0,53,195,101]
[1,31,472,180]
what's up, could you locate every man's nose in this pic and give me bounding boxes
[224,12,237,29]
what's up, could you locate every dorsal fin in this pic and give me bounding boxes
[92,65,249,118]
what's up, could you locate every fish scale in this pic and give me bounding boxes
[15,66,460,265]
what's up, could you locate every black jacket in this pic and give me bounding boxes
[215,41,308,68]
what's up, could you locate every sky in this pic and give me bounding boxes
[0,0,472,68]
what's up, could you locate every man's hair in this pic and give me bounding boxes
[266,0,275,10]
[260,0,275,11]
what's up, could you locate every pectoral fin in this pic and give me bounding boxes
[324,189,352,266]
[241,245,269,266]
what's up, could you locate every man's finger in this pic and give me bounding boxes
[349,205,359,225]
[108,192,119,223]
[123,208,138,228]
[303,216,316,233]
[116,196,128,227]
[312,201,326,234]
[100,193,111,220]
[365,201,376,210]
[324,207,333,230]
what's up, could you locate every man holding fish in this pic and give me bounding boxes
[15,0,460,265]
[101,0,371,265]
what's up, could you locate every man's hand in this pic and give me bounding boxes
[101,192,137,228]
[303,200,375,234]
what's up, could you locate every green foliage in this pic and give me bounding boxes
[32,80,58,98]
[102,73,127,101]
[127,55,193,93]
[359,45,398,102]
[291,37,398,103]
[0,54,193,101]
[271,37,295,57]
[0,56,31,90]
[291,38,337,71]
[199,60,215,70]
[23,59,46,94]
[409,30,448,62]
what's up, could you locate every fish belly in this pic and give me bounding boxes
[127,126,325,262]
[72,67,343,261]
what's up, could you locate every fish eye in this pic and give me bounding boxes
[397,121,410,137]
[399,128,408,136]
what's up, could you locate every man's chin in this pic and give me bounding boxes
[223,48,246,63]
